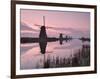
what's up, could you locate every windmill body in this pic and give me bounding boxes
[39,25,47,54]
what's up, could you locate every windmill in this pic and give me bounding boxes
[36,16,47,68]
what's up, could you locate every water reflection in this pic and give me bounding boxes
[20,38,90,69]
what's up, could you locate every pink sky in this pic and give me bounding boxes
[20,9,90,38]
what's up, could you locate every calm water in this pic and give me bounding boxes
[20,39,90,70]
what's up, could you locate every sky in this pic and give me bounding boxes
[20,9,90,38]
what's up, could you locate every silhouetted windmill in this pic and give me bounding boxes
[35,16,48,68]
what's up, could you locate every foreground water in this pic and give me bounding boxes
[20,39,90,70]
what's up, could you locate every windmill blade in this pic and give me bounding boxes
[43,16,45,26]
[34,24,48,27]
[34,24,60,30]
[35,23,81,35]
[34,23,71,35]
[46,26,68,31]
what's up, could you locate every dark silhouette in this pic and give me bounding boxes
[39,26,47,54]
[79,37,90,42]
[59,33,63,45]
